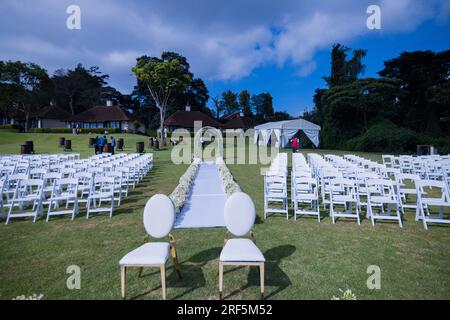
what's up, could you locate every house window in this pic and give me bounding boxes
[108,121,120,128]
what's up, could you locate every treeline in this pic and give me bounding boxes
[211,90,290,121]
[1,51,290,132]
[304,44,450,154]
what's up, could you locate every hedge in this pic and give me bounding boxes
[30,128,121,134]
[0,124,19,132]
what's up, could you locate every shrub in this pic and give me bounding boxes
[30,128,121,134]
[345,122,418,153]
[0,124,19,132]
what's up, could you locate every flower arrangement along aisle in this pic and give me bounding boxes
[216,157,241,197]
[169,159,200,213]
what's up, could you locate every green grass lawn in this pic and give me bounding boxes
[0,132,449,300]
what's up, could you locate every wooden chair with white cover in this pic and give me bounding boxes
[119,194,181,300]
[219,192,265,300]
[329,178,361,225]
[46,178,79,221]
[6,179,44,224]
[366,178,403,228]
[415,180,450,230]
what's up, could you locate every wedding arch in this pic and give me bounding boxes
[193,126,223,160]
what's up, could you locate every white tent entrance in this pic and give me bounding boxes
[254,118,321,148]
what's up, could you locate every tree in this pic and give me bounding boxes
[221,90,239,114]
[132,55,191,144]
[324,43,367,87]
[251,94,265,119]
[379,50,450,136]
[52,64,108,115]
[185,78,209,111]
[0,60,52,131]
[132,52,209,129]
[239,90,252,117]
[261,93,274,119]
[212,95,225,118]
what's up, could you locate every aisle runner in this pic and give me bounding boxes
[174,162,227,229]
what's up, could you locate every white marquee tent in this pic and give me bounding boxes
[253,118,321,148]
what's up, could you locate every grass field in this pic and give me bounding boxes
[0,132,449,300]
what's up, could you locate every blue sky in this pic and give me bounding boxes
[0,0,449,116]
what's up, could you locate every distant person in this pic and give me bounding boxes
[296,137,301,152]
[94,136,99,154]
[72,124,76,135]
[97,135,106,154]
[76,124,80,135]
[291,137,298,153]
[110,136,116,155]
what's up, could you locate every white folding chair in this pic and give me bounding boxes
[395,173,421,215]
[119,194,181,300]
[366,179,402,228]
[416,180,450,230]
[219,192,265,300]
[106,172,123,206]
[264,173,288,219]
[292,177,320,222]
[6,179,44,224]
[46,178,79,221]
[86,176,115,218]
[329,178,361,225]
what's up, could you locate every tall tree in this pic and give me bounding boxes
[221,90,239,114]
[323,43,367,88]
[261,93,274,119]
[52,64,108,115]
[239,90,252,117]
[212,95,225,118]
[132,55,191,144]
[251,94,265,119]
[0,60,52,131]
[185,78,209,111]
[132,52,209,129]
[379,50,450,136]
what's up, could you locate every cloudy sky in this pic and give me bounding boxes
[1,0,449,115]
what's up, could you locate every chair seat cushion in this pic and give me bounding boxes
[220,239,265,262]
[119,242,170,266]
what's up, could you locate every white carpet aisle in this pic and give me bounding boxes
[174,162,227,229]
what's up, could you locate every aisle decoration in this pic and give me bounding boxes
[169,159,200,213]
[216,158,241,196]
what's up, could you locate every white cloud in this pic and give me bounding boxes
[0,0,448,92]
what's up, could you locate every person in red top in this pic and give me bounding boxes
[291,137,298,153]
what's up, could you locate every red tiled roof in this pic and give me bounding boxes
[32,105,71,120]
[67,105,133,122]
[222,116,257,129]
[164,111,223,128]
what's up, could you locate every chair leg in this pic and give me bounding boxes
[170,245,182,279]
[219,261,223,300]
[160,264,167,300]
[260,263,265,300]
[120,266,126,299]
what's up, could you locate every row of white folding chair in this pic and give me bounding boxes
[264,153,288,219]
[346,155,450,229]
[416,179,450,230]
[312,154,403,227]
[3,175,116,223]
[1,154,152,223]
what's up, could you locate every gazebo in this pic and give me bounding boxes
[253,118,321,148]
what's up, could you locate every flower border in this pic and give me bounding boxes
[169,158,200,213]
[216,158,241,197]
